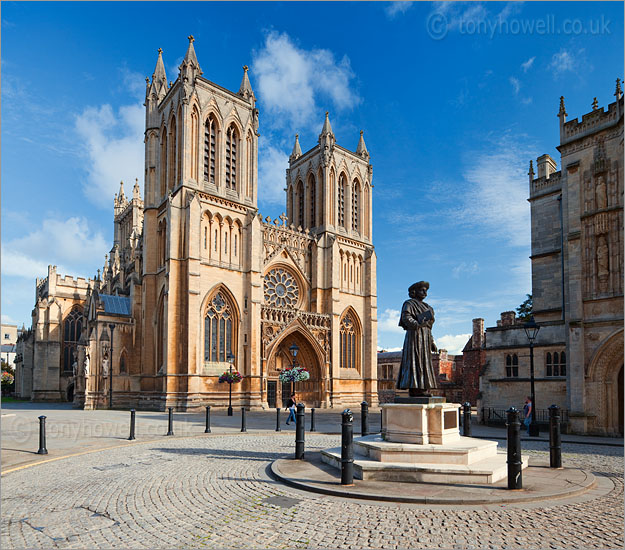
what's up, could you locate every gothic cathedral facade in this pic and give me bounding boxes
[16,37,378,411]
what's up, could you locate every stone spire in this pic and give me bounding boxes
[557,96,567,143]
[320,111,334,137]
[238,65,254,101]
[133,178,141,200]
[318,112,335,165]
[528,160,535,184]
[356,130,369,159]
[558,96,567,117]
[118,180,126,202]
[615,78,622,100]
[179,35,202,82]
[149,47,168,100]
[591,97,599,110]
[290,134,302,161]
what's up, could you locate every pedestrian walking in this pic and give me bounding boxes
[285,393,297,425]
[523,396,532,435]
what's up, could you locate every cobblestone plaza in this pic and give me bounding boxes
[1,407,623,549]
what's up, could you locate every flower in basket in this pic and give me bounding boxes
[279,365,310,384]
[1,371,14,385]
[218,370,243,384]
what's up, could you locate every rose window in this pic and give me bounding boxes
[264,268,299,308]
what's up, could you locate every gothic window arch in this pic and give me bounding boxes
[160,127,167,198]
[264,267,300,308]
[340,310,361,370]
[168,115,176,190]
[297,180,304,227]
[546,350,566,376]
[288,185,294,224]
[329,168,336,225]
[204,290,236,363]
[176,105,182,184]
[62,307,83,373]
[308,174,316,227]
[119,350,127,374]
[156,291,165,371]
[363,182,370,239]
[191,106,199,181]
[318,167,324,226]
[246,131,253,198]
[204,114,218,184]
[338,173,347,228]
[225,123,239,190]
[352,179,361,233]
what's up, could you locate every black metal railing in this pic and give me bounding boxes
[483,407,569,428]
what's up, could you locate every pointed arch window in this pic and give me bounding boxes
[160,129,167,197]
[204,115,217,184]
[338,174,346,228]
[62,307,83,373]
[225,124,238,190]
[352,179,360,232]
[204,292,234,363]
[168,117,176,190]
[546,350,566,376]
[340,312,360,370]
[119,351,127,374]
[309,174,316,227]
[297,180,304,227]
[191,108,199,180]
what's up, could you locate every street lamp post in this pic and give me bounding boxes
[226,351,235,416]
[289,342,299,396]
[523,316,541,437]
[108,324,115,410]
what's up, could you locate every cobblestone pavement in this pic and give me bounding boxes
[2,434,623,549]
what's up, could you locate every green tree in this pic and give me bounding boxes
[516,294,533,322]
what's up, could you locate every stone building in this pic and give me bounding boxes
[479,83,624,435]
[17,37,378,411]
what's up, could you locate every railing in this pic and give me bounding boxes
[483,407,569,427]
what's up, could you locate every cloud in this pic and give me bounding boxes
[435,333,471,355]
[378,308,403,334]
[258,141,289,205]
[521,56,535,72]
[74,103,144,208]
[1,217,108,280]
[548,48,587,77]
[509,76,521,95]
[452,261,480,279]
[386,2,414,18]
[377,346,402,352]
[431,2,488,32]
[252,31,359,129]
[2,314,21,325]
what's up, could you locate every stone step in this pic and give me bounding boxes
[354,435,499,466]
[321,447,528,484]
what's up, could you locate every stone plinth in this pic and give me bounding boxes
[382,402,460,445]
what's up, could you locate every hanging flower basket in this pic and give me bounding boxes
[218,371,243,384]
[279,366,309,384]
[1,371,14,385]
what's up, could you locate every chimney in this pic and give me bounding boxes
[472,318,484,349]
[536,154,557,179]
[500,311,516,326]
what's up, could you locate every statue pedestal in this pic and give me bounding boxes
[382,402,460,445]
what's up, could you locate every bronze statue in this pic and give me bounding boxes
[397,281,437,397]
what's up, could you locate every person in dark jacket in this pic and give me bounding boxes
[285,393,297,424]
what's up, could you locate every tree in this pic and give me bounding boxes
[516,294,533,322]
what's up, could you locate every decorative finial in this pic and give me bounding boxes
[158,48,163,54]
[592,97,599,110]
[145,77,150,83]
[616,78,622,98]
[243,65,249,72]
[325,111,329,117]
[295,133,299,139]
[188,35,194,43]
[360,130,363,136]
[169,81,173,87]
[529,160,534,174]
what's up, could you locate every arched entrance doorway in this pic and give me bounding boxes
[266,331,323,409]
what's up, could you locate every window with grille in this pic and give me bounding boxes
[204,116,217,183]
[204,292,234,362]
[309,175,316,227]
[352,180,360,232]
[505,354,518,377]
[546,351,566,376]
[338,175,346,228]
[225,124,238,190]
[297,181,304,227]
[339,312,360,370]
[62,307,83,373]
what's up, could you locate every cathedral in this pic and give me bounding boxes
[15,37,379,411]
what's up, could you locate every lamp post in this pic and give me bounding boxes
[523,316,540,437]
[226,351,235,416]
[289,342,299,396]
[108,324,115,409]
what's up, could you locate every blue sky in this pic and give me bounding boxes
[2,1,623,353]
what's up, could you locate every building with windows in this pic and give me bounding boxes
[479,83,624,435]
[16,37,378,410]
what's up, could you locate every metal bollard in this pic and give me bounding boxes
[37,415,48,455]
[361,401,369,436]
[549,404,562,468]
[275,408,281,432]
[458,405,463,429]
[463,402,472,437]
[166,407,174,436]
[241,407,247,432]
[128,409,136,440]
[295,403,305,459]
[204,406,211,433]
[380,410,384,433]
[310,408,316,432]
[506,407,522,489]
[341,409,354,485]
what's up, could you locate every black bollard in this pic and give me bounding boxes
[166,407,174,436]
[128,409,136,440]
[458,405,463,429]
[295,403,305,459]
[506,407,522,489]
[361,401,369,436]
[549,404,562,468]
[275,408,281,432]
[310,408,316,432]
[463,402,472,437]
[380,410,384,434]
[241,407,247,432]
[341,409,354,485]
[37,415,48,455]
[204,406,211,433]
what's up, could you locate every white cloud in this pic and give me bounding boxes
[378,308,403,334]
[258,142,289,205]
[252,31,359,129]
[509,76,521,95]
[74,103,144,208]
[431,2,488,32]
[386,2,414,18]
[521,56,535,72]
[452,261,480,279]
[377,346,402,352]
[435,333,471,355]
[549,48,578,76]
[1,217,108,280]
